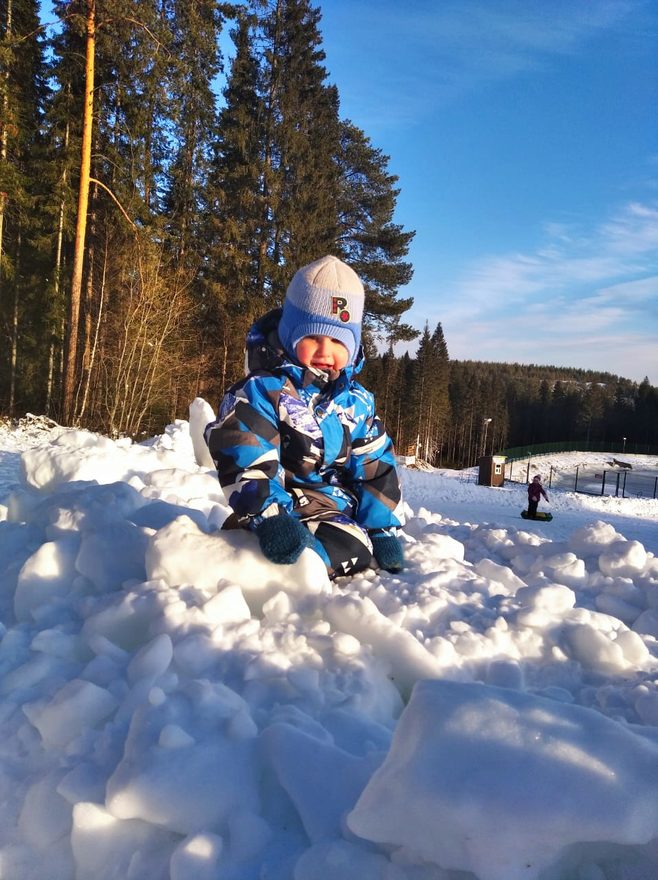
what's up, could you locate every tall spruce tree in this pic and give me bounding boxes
[163,0,224,261]
[258,0,342,300]
[202,9,265,397]
[0,0,47,413]
[429,322,450,463]
[404,322,451,464]
[410,323,433,460]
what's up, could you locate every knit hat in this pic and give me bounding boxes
[278,255,365,365]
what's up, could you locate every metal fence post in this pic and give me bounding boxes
[574,466,579,492]
[601,471,606,496]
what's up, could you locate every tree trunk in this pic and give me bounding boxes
[46,166,68,416]
[62,0,95,424]
[8,227,20,414]
[79,179,98,390]
[77,234,108,422]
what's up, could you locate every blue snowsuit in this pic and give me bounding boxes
[204,309,404,576]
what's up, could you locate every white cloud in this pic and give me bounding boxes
[596,275,658,302]
[443,200,658,315]
[408,198,658,382]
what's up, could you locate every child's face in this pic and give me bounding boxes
[295,335,349,372]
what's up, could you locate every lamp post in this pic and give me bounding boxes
[622,436,627,454]
[482,418,492,458]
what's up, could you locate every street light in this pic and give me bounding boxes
[482,418,492,457]
[622,436,627,454]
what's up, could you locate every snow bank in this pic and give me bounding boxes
[0,413,657,880]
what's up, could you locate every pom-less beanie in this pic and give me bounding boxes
[278,255,365,365]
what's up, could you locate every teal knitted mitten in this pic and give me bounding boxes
[255,513,316,564]
[371,533,404,573]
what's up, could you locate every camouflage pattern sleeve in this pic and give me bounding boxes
[343,388,405,530]
[204,374,293,519]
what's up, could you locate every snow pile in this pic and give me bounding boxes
[0,409,657,880]
[349,679,658,880]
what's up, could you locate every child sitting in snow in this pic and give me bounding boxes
[527,474,549,519]
[204,255,405,578]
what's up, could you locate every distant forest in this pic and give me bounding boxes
[1,1,656,466]
[360,323,658,468]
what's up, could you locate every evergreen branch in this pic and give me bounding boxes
[5,14,168,59]
[89,178,136,229]
[4,13,80,46]
[99,18,170,56]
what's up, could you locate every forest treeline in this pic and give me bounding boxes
[1,0,415,434]
[2,0,656,466]
[361,326,658,468]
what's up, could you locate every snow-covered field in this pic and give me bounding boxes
[1,407,657,880]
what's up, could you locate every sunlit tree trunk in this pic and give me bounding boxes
[62,0,95,424]
[77,233,107,422]
[8,228,20,414]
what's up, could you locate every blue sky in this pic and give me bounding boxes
[318,0,658,384]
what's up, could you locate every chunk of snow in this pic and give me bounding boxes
[14,534,80,622]
[23,679,118,747]
[599,540,648,577]
[261,722,377,842]
[348,679,658,880]
[145,516,330,613]
[324,593,440,698]
[170,832,223,880]
[71,802,175,880]
[18,771,72,848]
[75,521,148,592]
[188,398,216,469]
[106,695,259,834]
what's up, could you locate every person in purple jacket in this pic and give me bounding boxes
[527,474,549,519]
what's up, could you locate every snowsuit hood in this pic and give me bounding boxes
[245,309,365,386]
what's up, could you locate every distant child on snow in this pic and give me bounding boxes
[205,255,405,578]
[527,474,549,519]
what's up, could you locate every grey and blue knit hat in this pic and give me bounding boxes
[278,255,365,365]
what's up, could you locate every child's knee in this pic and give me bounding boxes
[307,517,372,578]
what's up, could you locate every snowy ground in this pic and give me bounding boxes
[0,407,657,880]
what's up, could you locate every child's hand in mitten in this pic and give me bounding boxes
[370,531,404,573]
[255,512,315,564]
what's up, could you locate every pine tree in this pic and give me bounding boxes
[202,10,265,397]
[163,0,224,261]
[634,378,658,445]
[336,121,415,343]
[48,0,209,427]
[410,323,433,460]
[429,322,450,463]
[257,0,342,300]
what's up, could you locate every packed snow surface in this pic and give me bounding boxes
[0,407,657,880]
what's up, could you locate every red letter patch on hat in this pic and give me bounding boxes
[331,296,350,323]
